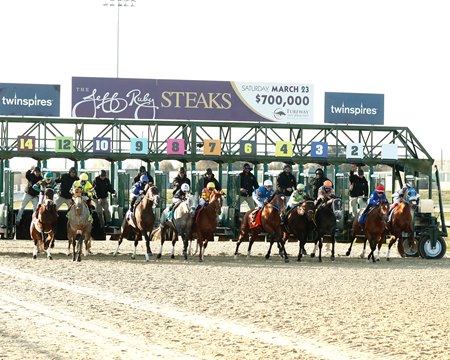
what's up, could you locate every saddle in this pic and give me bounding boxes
[249,209,263,229]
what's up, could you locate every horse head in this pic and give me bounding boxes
[144,184,160,206]
[298,200,315,222]
[209,191,222,215]
[43,188,56,211]
[404,187,419,209]
[330,197,343,220]
[379,199,390,220]
[270,194,286,213]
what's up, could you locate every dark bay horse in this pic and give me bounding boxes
[311,197,342,262]
[348,199,390,262]
[67,195,92,262]
[234,194,288,262]
[386,189,418,260]
[157,193,198,260]
[192,191,222,262]
[115,184,159,261]
[30,188,58,260]
[282,200,315,261]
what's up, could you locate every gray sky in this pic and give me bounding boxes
[1,0,448,161]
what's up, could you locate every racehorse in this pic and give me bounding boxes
[347,199,390,262]
[281,199,315,261]
[192,190,222,262]
[386,188,419,260]
[157,193,198,260]
[67,194,92,262]
[114,184,159,261]
[311,197,343,262]
[234,194,288,262]
[30,188,58,260]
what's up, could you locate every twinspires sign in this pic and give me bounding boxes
[0,83,60,117]
[324,92,384,125]
[72,77,313,123]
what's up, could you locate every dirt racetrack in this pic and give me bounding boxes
[1,238,449,360]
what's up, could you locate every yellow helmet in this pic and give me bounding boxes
[207,182,215,189]
[80,173,89,181]
[297,183,304,191]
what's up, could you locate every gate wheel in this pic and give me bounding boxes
[418,236,447,259]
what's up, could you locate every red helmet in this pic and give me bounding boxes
[376,185,385,192]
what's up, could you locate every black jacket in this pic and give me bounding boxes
[239,171,259,197]
[172,175,191,195]
[203,175,221,191]
[133,171,154,185]
[25,170,43,197]
[311,175,329,199]
[93,176,116,199]
[349,170,369,197]
[276,172,297,196]
[55,173,79,199]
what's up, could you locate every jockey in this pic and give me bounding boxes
[129,174,149,212]
[32,171,58,217]
[390,183,413,211]
[286,183,306,210]
[199,182,216,207]
[168,183,190,220]
[315,180,335,208]
[250,179,274,222]
[71,173,96,217]
[359,184,387,224]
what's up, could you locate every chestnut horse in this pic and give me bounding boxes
[282,200,315,261]
[311,197,343,262]
[348,199,390,262]
[30,188,58,260]
[114,184,159,261]
[192,191,223,262]
[386,188,419,260]
[234,194,288,262]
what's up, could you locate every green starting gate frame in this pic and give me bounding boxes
[0,116,436,239]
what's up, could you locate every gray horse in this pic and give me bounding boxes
[67,196,92,262]
[157,193,198,260]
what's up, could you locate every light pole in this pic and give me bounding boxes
[103,0,137,78]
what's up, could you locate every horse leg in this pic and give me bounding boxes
[234,230,247,258]
[346,238,355,256]
[114,220,128,256]
[247,235,256,259]
[367,234,376,263]
[317,236,323,262]
[75,233,83,262]
[198,235,204,262]
[277,233,289,263]
[45,232,54,260]
[265,238,274,260]
[330,234,335,261]
[386,235,397,261]
[132,231,142,260]
[144,232,152,262]
[360,239,367,259]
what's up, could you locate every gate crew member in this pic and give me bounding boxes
[238,163,259,210]
[133,165,154,185]
[55,167,79,210]
[203,168,221,191]
[16,165,42,225]
[276,164,296,203]
[172,167,191,195]
[311,168,329,199]
[31,171,58,217]
[348,164,369,218]
[93,170,116,228]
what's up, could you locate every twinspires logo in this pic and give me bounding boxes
[324,92,384,125]
[2,93,54,107]
[0,83,60,116]
[330,102,378,116]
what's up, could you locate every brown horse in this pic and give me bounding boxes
[114,184,159,261]
[234,194,288,262]
[282,200,315,261]
[192,191,223,262]
[348,199,390,262]
[386,189,418,260]
[30,188,58,260]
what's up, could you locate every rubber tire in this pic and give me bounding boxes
[418,236,447,259]
[398,237,419,257]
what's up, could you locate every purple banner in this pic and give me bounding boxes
[72,77,313,123]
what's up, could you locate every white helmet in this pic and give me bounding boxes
[263,179,273,187]
[181,183,190,192]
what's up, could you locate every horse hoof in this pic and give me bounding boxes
[48,256,53,260]
[284,258,289,263]
[156,254,162,259]
[33,255,37,259]
[310,253,315,258]
[376,258,380,262]
[301,249,307,255]
[77,257,81,262]
[331,256,335,261]
[265,254,270,260]
[345,251,350,256]
[131,255,136,260]
[387,258,390,261]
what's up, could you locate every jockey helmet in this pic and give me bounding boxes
[80,173,89,181]
[296,183,304,192]
[181,183,190,192]
[140,175,149,183]
[323,180,333,188]
[207,182,215,189]
[44,172,53,183]
[376,184,385,192]
[263,179,273,187]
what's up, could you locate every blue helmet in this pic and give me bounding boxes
[140,175,149,183]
